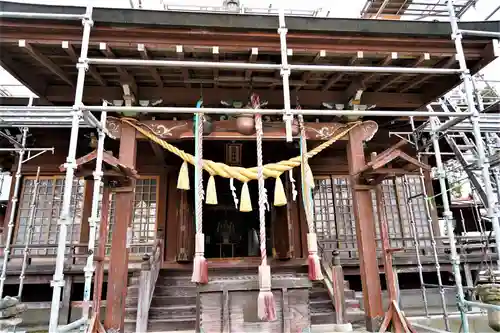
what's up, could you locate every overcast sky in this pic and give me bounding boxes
[1,0,499,96]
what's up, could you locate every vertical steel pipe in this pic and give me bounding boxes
[48,3,94,331]
[278,9,293,142]
[17,167,41,299]
[446,0,500,268]
[82,105,107,325]
[402,174,429,317]
[0,128,28,298]
[430,111,469,332]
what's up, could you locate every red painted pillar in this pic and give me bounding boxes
[104,125,137,331]
[346,126,384,331]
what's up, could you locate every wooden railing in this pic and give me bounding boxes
[318,243,347,325]
[135,237,163,333]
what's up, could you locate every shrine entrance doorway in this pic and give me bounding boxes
[203,177,272,259]
[173,141,300,263]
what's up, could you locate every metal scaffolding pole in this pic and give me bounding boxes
[81,104,107,327]
[17,167,41,299]
[430,114,469,332]
[48,2,94,331]
[402,174,430,318]
[86,57,463,74]
[82,105,474,117]
[278,8,293,142]
[458,29,500,38]
[0,12,85,20]
[410,116,451,330]
[446,0,500,268]
[0,127,28,298]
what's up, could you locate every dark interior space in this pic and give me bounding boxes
[192,140,299,259]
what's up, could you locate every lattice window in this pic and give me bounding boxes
[313,174,431,260]
[106,177,158,254]
[14,176,85,256]
[313,176,357,259]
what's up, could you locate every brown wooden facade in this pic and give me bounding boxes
[0,3,499,331]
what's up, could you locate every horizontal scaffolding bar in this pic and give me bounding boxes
[57,317,87,333]
[0,148,53,152]
[459,29,500,38]
[464,300,500,312]
[434,115,471,133]
[83,105,474,117]
[87,58,463,75]
[0,106,73,111]
[0,11,85,20]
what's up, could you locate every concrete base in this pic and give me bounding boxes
[311,323,353,332]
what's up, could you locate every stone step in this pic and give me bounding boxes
[310,300,335,314]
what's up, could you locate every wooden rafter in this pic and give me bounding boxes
[244,47,259,80]
[137,44,163,88]
[372,53,430,92]
[18,40,74,87]
[62,42,106,86]
[321,52,363,91]
[295,50,326,92]
[43,85,427,108]
[176,45,191,88]
[212,46,220,85]
[399,56,457,92]
[99,43,138,96]
[343,53,394,101]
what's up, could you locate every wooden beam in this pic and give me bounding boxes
[244,47,259,80]
[343,53,394,101]
[322,52,363,92]
[99,42,138,96]
[176,45,191,88]
[106,119,378,142]
[104,124,137,330]
[0,53,50,104]
[346,125,384,331]
[295,50,326,92]
[399,56,457,93]
[212,46,220,85]
[44,85,427,109]
[18,40,74,87]
[137,43,163,88]
[61,41,106,86]
[372,53,430,92]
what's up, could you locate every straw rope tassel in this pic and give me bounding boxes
[120,117,361,185]
[192,111,208,284]
[299,115,323,281]
[255,114,276,321]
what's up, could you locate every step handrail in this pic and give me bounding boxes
[135,236,164,333]
[319,245,347,325]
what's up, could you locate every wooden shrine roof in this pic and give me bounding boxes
[0,1,498,113]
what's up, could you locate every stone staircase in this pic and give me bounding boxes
[124,270,197,332]
[309,280,364,327]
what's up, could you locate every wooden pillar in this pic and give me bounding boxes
[93,186,111,319]
[104,125,137,332]
[421,156,441,238]
[346,128,384,331]
[59,276,73,325]
[78,180,94,254]
[165,173,179,262]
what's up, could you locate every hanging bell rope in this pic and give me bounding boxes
[191,101,208,284]
[255,113,277,321]
[299,115,323,281]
